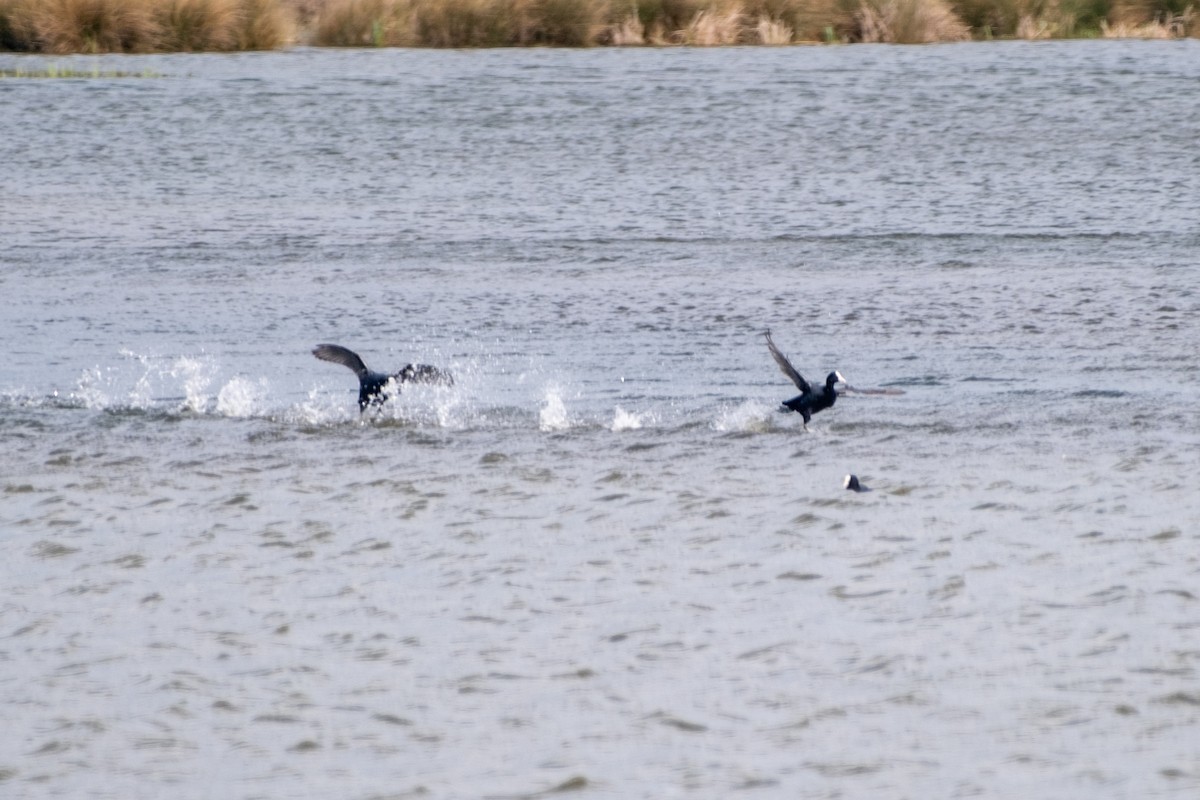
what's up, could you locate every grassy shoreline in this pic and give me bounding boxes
[0,0,1194,53]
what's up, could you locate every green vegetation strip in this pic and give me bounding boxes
[0,64,160,78]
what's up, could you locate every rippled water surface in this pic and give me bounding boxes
[3,41,1200,799]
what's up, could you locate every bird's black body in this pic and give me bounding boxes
[313,344,452,412]
[763,330,844,428]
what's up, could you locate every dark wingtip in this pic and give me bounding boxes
[312,343,370,377]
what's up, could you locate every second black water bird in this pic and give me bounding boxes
[313,343,453,412]
[763,330,844,429]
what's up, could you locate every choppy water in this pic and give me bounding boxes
[3,41,1200,799]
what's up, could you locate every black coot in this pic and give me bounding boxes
[313,344,452,412]
[763,330,844,429]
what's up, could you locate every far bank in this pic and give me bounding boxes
[1,0,1196,54]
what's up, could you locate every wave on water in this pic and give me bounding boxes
[17,351,793,437]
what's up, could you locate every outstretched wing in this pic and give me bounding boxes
[763,330,810,393]
[313,344,369,377]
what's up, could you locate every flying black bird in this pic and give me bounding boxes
[313,343,453,412]
[763,330,844,429]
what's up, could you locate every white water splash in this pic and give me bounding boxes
[284,387,353,426]
[216,376,270,418]
[172,356,216,413]
[433,389,466,429]
[611,405,646,432]
[712,400,774,433]
[71,352,229,414]
[73,366,111,410]
[539,387,571,432]
[73,354,155,410]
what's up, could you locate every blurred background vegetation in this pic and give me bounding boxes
[0,0,1194,53]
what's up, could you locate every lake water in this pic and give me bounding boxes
[2,40,1200,799]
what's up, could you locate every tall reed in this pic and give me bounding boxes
[412,0,511,46]
[0,0,293,51]
[755,15,795,41]
[313,0,607,46]
[312,0,393,46]
[950,0,1027,35]
[858,0,970,40]
[744,0,856,40]
[235,0,295,47]
[600,0,855,44]
[21,0,159,53]
[515,0,606,46]
[1108,0,1195,32]
[680,4,744,43]
[158,0,240,50]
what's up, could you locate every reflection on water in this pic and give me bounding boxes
[2,41,1200,799]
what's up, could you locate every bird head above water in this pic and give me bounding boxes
[844,474,868,492]
[827,371,847,390]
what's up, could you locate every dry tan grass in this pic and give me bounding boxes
[1101,15,1170,31]
[1015,11,1056,34]
[5,0,1195,49]
[0,0,39,50]
[26,0,159,53]
[313,0,609,47]
[514,0,606,45]
[949,0,1019,35]
[411,0,511,46]
[1010,0,1096,39]
[1107,0,1195,34]
[602,13,646,44]
[313,0,409,45]
[1101,10,1191,33]
[236,0,296,47]
[744,0,854,40]
[681,6,744,43]
[158,0,240,50]
[606,0,843,44]
[280,0,324,25]
[858,0,969,41]
[755,14,795,40]
[0,0,294,51]
[628,0,710,42]
[1176,4,1196,34]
